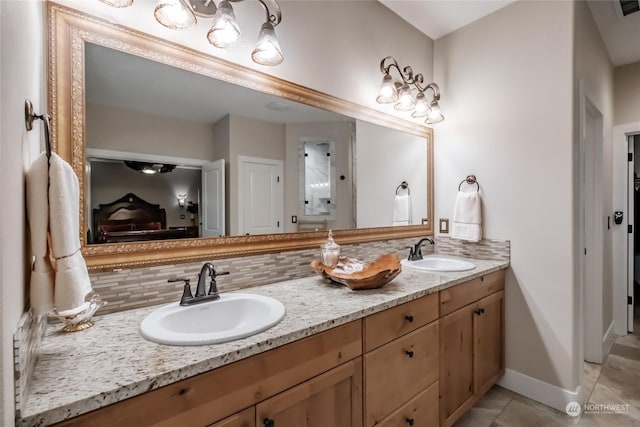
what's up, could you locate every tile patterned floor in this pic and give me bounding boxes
[455,331,640,427]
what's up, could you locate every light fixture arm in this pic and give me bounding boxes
[256,0,281,25]
[379,56,439,97]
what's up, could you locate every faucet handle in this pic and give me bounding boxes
[207,270,230,296]
[169,278,193,305]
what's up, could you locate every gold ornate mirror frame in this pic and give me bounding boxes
[47,2,434,271]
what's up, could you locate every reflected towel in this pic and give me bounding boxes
[393,194,411,226]
[26,153,55,315]
[451,191,482,242]
[49,153,92,316]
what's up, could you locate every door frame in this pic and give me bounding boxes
[614,124,640,337]
[628,136,635,333]
[578,81,605,365]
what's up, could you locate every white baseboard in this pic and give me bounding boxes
[498,369,579,413]
[603,321,616,357]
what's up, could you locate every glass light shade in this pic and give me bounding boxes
[425,100,445,124]
[99,0,133,7]
[207,1,243,50]
[251,22,284,66]
[376,74,398,104]
[411,92,429,118]
[394,84,415,111]
[154,0,197,30]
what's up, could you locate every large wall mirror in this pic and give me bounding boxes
[48,3,433,270]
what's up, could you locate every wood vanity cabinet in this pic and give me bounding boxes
[438,270,505,427]
[53,321,362,427]
[51,268,507,427]
[363,293,440,427]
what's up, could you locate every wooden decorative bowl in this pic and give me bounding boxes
[310,253,402,290]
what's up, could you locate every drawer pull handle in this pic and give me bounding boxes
[405,350,414,358]
[406,417,415,426]
[405,315,414,322]
[263,418,275,427]
[474,308,485,315]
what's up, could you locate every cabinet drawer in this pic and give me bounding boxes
[440,269,505,316]
[377,381,439,427]
[364,293,439,352]
[364,321,439,427]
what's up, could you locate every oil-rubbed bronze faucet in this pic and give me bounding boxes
[407,237,435,261]
[168,262,230,306]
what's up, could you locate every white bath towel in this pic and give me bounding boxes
[451,191,482,242]
[26,153,55,315]
[26,153,93,316]
[49,153,93,316]
[393,194,411,226]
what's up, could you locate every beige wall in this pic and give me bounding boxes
[356,121,428,228]
[614,61,640,126]
[87,103,216,160]
[0,1,45,423]
[55,0,434,122]
[573,0,615,366]
[434,0,576,406]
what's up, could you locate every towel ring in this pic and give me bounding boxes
[458,175,479,191]
[25,99,52,158]
[396,181,410,195]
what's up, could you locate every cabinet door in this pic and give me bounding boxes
[474,290,504,396]
[256,359,362,427]
[439,304,475,427]
[208,407,255,427]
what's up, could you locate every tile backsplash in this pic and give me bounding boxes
[90,237,423,315]
[13,310,47,419]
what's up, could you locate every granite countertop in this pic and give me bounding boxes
[19,256,509,426]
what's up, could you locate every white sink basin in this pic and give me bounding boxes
[140,293,285,346]
[401,256,475,272]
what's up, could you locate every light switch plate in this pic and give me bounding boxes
[439,218,449,234]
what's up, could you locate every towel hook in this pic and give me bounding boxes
[395,181,410,195]
[25,99,52,158]
[458,174,479,191]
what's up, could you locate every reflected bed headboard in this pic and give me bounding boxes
[92,193,166,243]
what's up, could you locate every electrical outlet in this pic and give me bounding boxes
[439,218,449,234]
[292,215,298,224]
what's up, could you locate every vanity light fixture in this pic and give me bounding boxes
[376,56,444,125]
[99,0,284,66]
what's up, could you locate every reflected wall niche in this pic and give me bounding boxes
[47,2,434,271]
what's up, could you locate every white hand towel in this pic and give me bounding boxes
[451,191,482,242]
[26,153,55,315]
[393,194,411,226]
[49,153,93,316]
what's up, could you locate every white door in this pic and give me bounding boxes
[628,137,635,333]
[201,159,225,237]
[238,156,283,235]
